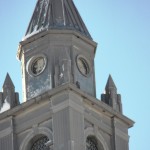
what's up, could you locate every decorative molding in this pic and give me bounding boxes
[0,84,134,128]
[15,112,52,134]
[84,112,112,135]
[52,98,84,114]
[115,128,129,141]
[0,127,12,138]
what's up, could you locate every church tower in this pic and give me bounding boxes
[17,0,96,102]
[0,0,134,150]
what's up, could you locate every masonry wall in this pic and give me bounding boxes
[0,117,15,150]
[0,87,132,150]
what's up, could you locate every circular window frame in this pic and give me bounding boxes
[76,55,91,77]
[26,54,47,77]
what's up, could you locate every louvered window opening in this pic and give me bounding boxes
[86,137,98,150]
[31,136,49,150]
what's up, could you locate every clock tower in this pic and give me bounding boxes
[0,0,134,150]
[17,0,97,102]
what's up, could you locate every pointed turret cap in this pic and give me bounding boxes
[3,73,15,89]
[105,75,117,90]
[25,0,92,39]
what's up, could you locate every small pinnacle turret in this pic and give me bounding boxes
[101,75,122,113]
[0,73,19,113]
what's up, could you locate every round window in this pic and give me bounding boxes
[26,54,47,76]
[31,57,45,75]
[76,55,91,76]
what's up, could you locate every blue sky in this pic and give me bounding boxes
[0,0,150,149]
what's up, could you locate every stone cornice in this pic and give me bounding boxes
[0,83,134,128]
[17,29,97,60]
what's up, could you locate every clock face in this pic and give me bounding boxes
[27,54,47,77]
[31,57,45,75]
[77,56,90,76]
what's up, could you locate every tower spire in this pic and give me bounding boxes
[25,0,92,39]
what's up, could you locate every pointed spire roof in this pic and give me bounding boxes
[3,73,15,89]
[25,0,92,39]
[105,75,117,90]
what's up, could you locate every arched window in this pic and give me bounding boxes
[19,127,53,150]
[86,136,98,150]
[85,127,108,150]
